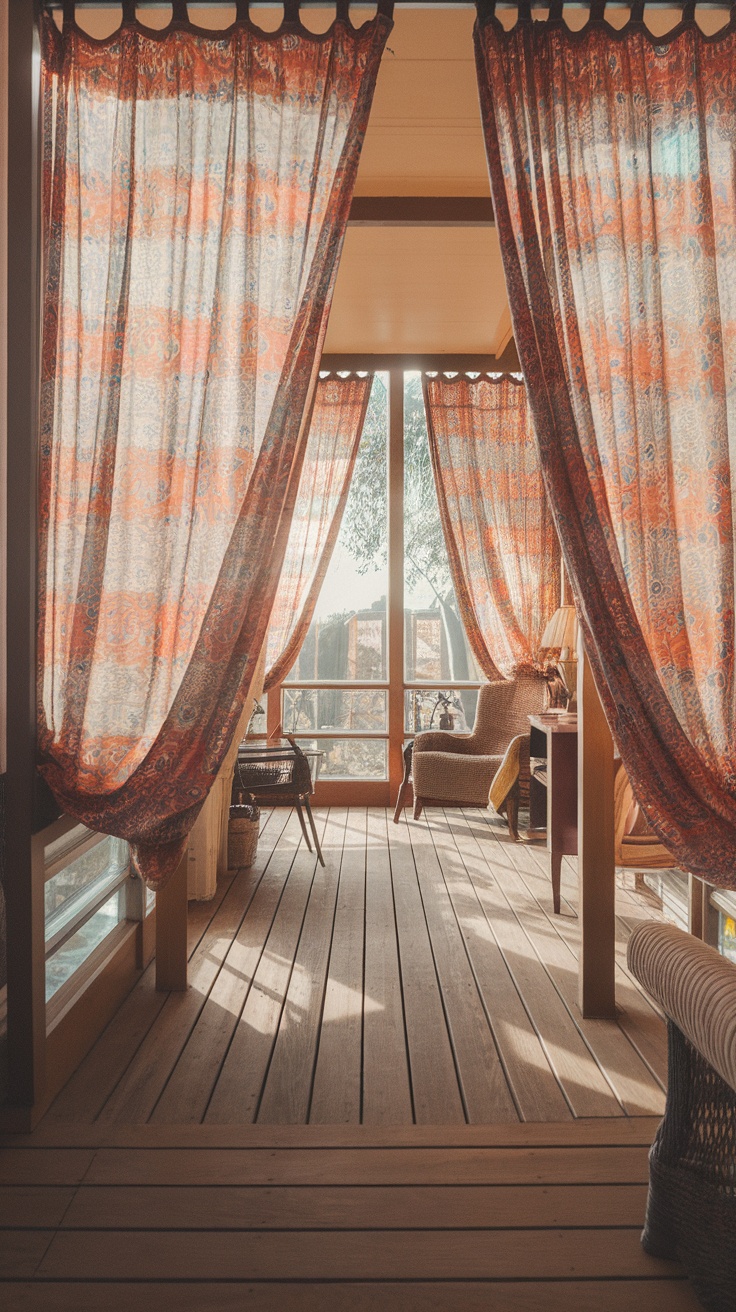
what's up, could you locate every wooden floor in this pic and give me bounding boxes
[0,808,702,1308]
[41,806,669,1127]
[0,1119,701,1310]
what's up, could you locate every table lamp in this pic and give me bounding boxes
[540,605,579,712]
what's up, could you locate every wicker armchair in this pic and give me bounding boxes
[402,676,546,831]
[628,922,736,1312]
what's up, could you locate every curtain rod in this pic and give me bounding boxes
[41,2,736,9]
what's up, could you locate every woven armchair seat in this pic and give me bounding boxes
[628,922,736,1312]
[412,749,502,807]
[400,674,546,832]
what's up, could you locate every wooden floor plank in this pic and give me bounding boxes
[506,834,669,1087]
[431,810,572,1122]
[1,1116,661,1149]
[458,815,624,1120]
[309,808,367,1124]
[96,851,278,1124]
[362,809,413,1124]
[60,1181,650,1230]
[149,810,304,1124]
[204,812,328,1124]
[41,861,242,1126]
[387,813,466,1124]
[407,816,518,1123]
[0,1231,55,1279]
[40,964,168,1125]
[83,1144,652,1187]
[36,1226,681,1281]
[0,1187,76,1229]
[257,810,347,1124]
[2,1280,702,1312]
[0,1151,94,1187]
[467,814,666,1117]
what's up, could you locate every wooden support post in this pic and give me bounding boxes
[577,639,616,1018]
[5,0,43,1115]
[388,368,404,805]
[155,853,188,992]
[688,873,707,941]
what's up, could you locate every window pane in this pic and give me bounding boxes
[46,887,126,1002]
[295,737,387,781]
[403,373,482,683]
[405,687,479,735]
[244,692,267,737]
[283,688,387,734]
[718,912,736,964]
[45,833,129,938]
[288,374,388,682]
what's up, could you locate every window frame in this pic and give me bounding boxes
[266,357,504,804]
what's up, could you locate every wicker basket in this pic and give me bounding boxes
[228,801,260,870]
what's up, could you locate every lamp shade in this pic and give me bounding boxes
[540,604,578,657]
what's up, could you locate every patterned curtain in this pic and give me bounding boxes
[264,372,372,691]
[476,4,736,885]
[39,5,391,887]
[423,372,560,681]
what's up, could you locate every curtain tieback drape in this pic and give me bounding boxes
[264,372,373,692]
[38,3,392,888]
[423,372,560,682]
[475,3,736,885]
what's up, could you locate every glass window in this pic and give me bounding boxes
[294,737,387,781]
[405,687,479,736]
[46,887,127,1002]
[403,373,481,685]
[287,374,388,684]
[718,913,736,964]
[245,693,267,737]
[284,688,387,735]
[44,828,131,1003]
[709,888,736,963]
[45,832,129,941]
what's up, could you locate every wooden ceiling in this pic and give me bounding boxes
[328,5,505,354]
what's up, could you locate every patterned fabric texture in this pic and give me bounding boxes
[38,7,391,887]
[476,6,736,886]
[264,372,372,691]
[423,373,560,680]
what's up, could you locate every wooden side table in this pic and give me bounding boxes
[529,714,578,914]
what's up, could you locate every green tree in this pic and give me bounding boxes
[340,373,471,682]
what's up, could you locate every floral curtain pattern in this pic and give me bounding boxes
[423,373,560,681]
[264,372,372,690]
[476,5,736,884]
[39,6,391,887]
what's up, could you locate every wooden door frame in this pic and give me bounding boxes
[269,356,503,808]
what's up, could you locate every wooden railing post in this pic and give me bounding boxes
[577,638,616,1018]
[5,0,43,1117]
[155,852,188,992]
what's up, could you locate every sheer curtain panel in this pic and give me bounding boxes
[38,4,391,887]
[264,372,372,691]
[476,3,736,885]
[423,372,560,680]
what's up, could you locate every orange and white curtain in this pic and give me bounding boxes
[423,373,560,681]
[476,1,736,885]
[265,373,372,691]
[37,3,392,887]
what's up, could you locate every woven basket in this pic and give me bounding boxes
[228,803,260,870]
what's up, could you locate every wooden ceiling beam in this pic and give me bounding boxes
[348,196,494,227]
